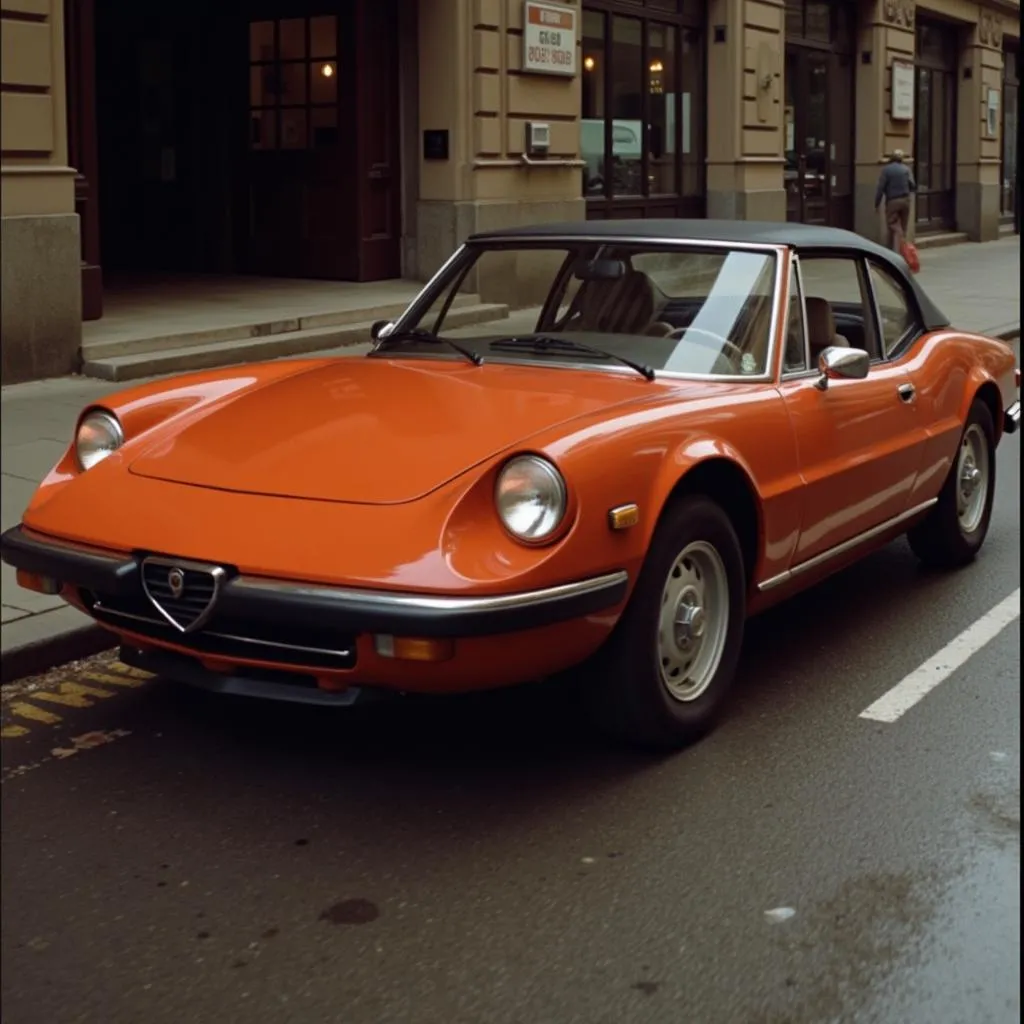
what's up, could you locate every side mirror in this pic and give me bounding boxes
[814,346,870,391]
[370,320,394,341]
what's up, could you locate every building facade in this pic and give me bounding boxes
[1,0,1020,382]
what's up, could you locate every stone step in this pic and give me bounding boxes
[82,291,477,361]
[82,302,510,382]
[914,231,969,251]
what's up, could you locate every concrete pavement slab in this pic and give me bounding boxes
[1,236,1019,681]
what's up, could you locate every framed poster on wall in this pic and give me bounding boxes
[890,60,915,121]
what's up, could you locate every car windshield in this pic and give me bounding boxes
[377,241,780,378]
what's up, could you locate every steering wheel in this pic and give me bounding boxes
[665,326,745,368]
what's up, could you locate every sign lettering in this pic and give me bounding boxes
[522,1,577,78]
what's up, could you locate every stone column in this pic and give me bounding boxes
[854,0,916,244]
[415,0,585,290]
[1,0,81,383]
[706,0,785,220]
[955,7,1004,241]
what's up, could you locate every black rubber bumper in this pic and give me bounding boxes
[1,525,630,638]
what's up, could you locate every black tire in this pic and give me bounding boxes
[588,495,747,751]
[908,398,996,569]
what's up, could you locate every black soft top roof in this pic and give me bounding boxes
[467,218,950,331]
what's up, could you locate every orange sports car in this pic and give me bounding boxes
[2,221,1019,749]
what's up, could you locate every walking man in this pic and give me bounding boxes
[874,149,917,253]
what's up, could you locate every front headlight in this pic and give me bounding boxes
[75,409,124,471]
[495,455,567,542]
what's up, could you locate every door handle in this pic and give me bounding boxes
[897,382,916,403]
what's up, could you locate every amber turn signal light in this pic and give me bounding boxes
[374,635,455,662]
[16,570,61,595]
[608,503,640,531]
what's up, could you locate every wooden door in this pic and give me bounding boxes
[245,1,401,282]
[246,13,358,279]
[354,0,402,281]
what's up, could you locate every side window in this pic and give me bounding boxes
[797,256,880,361]
[868,262,917,357]
[783,263,808,373]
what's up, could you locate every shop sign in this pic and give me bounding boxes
[890,59,915,121]
[522,1,577,77]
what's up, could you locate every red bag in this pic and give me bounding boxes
[901,240,920,274]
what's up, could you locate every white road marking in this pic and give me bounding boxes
[859,588,1020,724]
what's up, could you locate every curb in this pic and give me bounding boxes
[1,620,115,686]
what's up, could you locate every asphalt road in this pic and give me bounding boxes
[1,430,1019,1024]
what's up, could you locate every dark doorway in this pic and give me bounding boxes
[75,0,401,301]
[783,1,855,229]
[914,18,958,233]
[1001,44,1019,229]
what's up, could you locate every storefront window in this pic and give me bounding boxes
[1002,48,1019,223]
[581,1,704,218]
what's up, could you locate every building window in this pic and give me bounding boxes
[581,1,704,219]
[914,19,958,232]
[249,17,340,151]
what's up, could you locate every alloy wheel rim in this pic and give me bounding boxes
[657,540,729,702]
[956,423,989,534]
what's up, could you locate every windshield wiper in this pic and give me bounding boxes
[374,328,483,367]
[489,335,655,381]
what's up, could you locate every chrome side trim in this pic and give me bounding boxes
[756,498,938,593]
[231,570,630,614]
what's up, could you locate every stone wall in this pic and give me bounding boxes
[1,0,81,384]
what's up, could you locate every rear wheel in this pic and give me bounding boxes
[908,399,996,568]
[589,495,746,750]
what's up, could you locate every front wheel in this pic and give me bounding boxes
[588,495,747,750]
[908,399,996,569]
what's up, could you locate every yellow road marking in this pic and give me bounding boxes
[1,724,31,739]
[8,702,64,725]
[82,671,144,689]
[32,682,116,709]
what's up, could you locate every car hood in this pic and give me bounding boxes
[127,357,654,504]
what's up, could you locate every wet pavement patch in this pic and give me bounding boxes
[319,899,380,925]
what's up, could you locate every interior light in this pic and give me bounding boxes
[584,56,595,71]
[320,62,334,78]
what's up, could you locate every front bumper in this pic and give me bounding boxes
[1,525,628,661]
[1005,399,1020,435]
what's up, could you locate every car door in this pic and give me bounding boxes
[778,253,928,566]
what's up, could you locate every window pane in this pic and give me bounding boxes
[804,2,830,43]
[280,108,307,149]
[279,62,307,104]
[312,107,339,148]
[916,68,932,188]
[680,28,703,197]
[250,109,277,150]
[798,257,872,356]
[250,65,270,106]
[401,245,778,377]
[648,23,676,196]
[784,265,808,371]
[250,21,274,62]
[868,264,914,356]
[581,11,606,198]
[279,18,306,61]
[311,61,338,103]
[310,16,337,59]
[610,16,644,197]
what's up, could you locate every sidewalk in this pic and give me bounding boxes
[1,236,1020,679]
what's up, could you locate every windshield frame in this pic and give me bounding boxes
[377,235,788,384]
